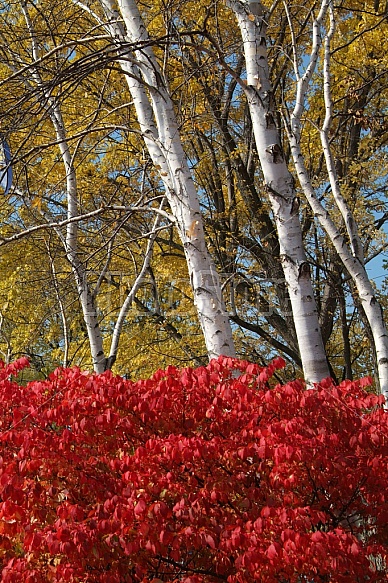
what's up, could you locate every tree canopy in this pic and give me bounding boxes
[0,0,387,387]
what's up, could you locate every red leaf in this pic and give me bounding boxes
[204,533,216,549]
[266,543,278,559]
[134,499,146,516]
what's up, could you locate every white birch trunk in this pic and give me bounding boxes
[98,0,236,360]
[52,106,107,373]
[284,2,388,399]
[228,0,329,383]
[21,0,107,373]
[290,135,388,398]
[46,243,70,368]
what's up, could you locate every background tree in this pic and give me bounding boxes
[0,0,387,388]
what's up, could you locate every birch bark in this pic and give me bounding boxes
[227,0,330,383]
[21,0,107,373]
[95,0,236,360]
[285,2,388,398]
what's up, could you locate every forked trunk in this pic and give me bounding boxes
[228,0,329,384]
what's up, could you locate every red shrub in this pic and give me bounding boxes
[0,356,386,582]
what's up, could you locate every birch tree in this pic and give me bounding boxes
[0,2,180,372]
[279,0,388,397]
[75,0,236,361]
[0,0,234,373]
[0,0,387,386]
[226,0,330,383]
[17,0,118,373]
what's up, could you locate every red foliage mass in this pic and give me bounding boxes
[0,356,386,582]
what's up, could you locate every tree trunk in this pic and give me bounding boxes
[227,0,330,384]
[21,1,107,373]
[98,0,236,360]
[285,2,388,398]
